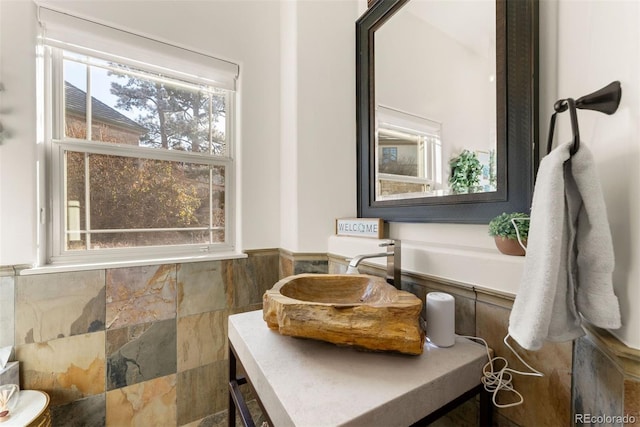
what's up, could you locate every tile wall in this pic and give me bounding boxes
[0,250,279,426]
[2,250,638,426]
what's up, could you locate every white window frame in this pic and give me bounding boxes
[38,6,239,265]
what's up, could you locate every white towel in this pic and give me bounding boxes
[508,141,621,351]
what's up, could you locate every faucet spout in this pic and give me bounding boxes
[347,252,388,269]
[346,240,401,289]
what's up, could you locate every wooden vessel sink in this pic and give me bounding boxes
[263,274,425,355]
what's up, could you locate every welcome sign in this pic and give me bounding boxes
[335,218,384,238]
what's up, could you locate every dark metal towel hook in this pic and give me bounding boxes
[546,81,622,155]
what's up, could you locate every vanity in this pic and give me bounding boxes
[227,310,492,426]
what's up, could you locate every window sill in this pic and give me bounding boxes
[19,252,248,276]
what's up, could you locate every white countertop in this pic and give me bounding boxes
[228,310,489,427]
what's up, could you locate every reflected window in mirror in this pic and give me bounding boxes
[376,106,443,200]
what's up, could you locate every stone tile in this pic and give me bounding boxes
[180,400,267,427]
[233,252,279,308]
[625,379,640,425]
[293,259,328,274]
[15,270,105,344]
[50,393,106,427]
[176,360,228,426]
[573,336,624,424]
[106,374,176,426]
[0,275,15,347]
[106,264,176,330]
[177,261,230,317]
[106,318,176,391]
[279,255,293,278]
[476,301,572,426]
[177,310,227,372]
[16,332,105,406]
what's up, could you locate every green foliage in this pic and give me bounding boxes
[449,150,483,194]
[488,212,530,240]
[109,67,226,153]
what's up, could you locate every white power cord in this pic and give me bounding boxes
[510,217,530,253]
[460,334,543,408]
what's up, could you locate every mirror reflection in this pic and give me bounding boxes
[374,0,496,200]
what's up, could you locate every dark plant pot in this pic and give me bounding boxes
[494,236,527,256]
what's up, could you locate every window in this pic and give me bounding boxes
[375,106,443,200]
[39,7,238,263]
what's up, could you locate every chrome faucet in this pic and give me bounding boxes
[346,240,401,289]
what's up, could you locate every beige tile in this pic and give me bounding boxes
[106,374,176,427]
[16,332,105,406]
[106,265,176,329]
[625,379,640,426]
[15,270,105,344]
[177,310,227,372]
[476,301,572,426]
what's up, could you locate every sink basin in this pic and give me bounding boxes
[263,274,425,355]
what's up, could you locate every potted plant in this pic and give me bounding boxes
[488,212,530,256]
[449,150,482,194]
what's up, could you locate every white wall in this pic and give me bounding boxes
[555,0,640,348]
[0,1,38,265]
[279,0,358,253]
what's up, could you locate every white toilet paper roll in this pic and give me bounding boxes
[426,292,455,347]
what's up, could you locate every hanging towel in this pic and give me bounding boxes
[508,141,621,351]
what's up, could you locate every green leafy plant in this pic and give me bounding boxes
[488,212,530,240]
[449,150,482,194]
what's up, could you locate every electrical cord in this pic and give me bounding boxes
[460,334,543,408]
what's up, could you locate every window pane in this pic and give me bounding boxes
[63,60,89,139]
[63,150,225,250]
[62,52,227,155]
[65,151,87,250]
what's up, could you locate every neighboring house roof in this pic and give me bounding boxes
[65,82,147,134]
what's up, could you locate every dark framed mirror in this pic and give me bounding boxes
[356,0,538,223]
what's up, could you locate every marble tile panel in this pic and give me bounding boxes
[176,360,228,426]
[106,264,176,330]
[476,300,572,427]
[15,270,105,344]
[0,275,15,347]
[233,252,279,308]
[50,393,106,427]
[106,318,176,391]
[16,332,105,406]
[106,374,176,426]
[177,310,227,372]
[573,336,624,424]
[177,261,230,317]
